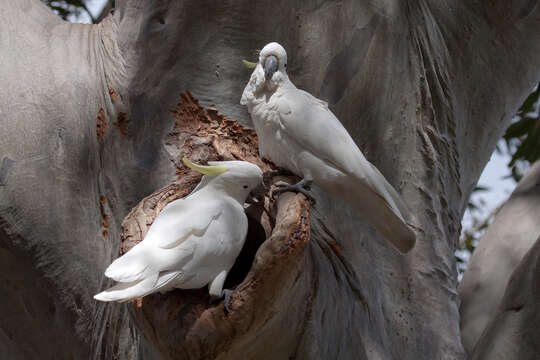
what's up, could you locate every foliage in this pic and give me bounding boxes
[457,83,539,276]
[42,0,95,22]
[502,84,540,182]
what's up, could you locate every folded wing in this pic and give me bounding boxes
[104,197,222,282]
[277,89,415,252]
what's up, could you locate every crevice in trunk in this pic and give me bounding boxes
[225,211,268,290]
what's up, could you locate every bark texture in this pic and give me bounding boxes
[471,235,540,360]
[459,161,540,355]
[0,0,539,359]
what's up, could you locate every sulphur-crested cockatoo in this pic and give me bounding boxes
[94,158,263,309]
[241,42,415,253]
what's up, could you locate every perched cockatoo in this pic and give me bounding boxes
[241,42,415,253]
[94,158,263,309]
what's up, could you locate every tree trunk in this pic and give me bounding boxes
[0,0,538,359]
[459,161,540,355]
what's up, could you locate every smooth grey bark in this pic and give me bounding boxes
[0,0,539,359]
[459,161,540,355]
[471,235,540,360]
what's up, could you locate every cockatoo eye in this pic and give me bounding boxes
[243,185,248,189]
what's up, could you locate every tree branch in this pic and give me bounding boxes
[459,161,540,354]
[471,235,540,359]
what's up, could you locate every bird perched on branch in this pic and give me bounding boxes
[241,42,415,253]
[94,158,263,310]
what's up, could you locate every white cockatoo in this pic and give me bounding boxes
[94,158,263,309]
[241,42,415,253]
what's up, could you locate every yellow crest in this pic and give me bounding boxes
[242,59,258,69]
[182,157,228,177]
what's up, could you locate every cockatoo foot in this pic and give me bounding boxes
[209,288,233,312]
[272,179,316,204]
[223,289,233,313]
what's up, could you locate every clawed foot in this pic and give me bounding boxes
[223,289,233,313]
[210,289,234,313]
[272,179,316,204]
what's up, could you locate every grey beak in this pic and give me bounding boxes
[264,55,278,80]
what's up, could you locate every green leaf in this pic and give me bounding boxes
[510,129,539,166]
[473,185,490,192]
[503,117,535,140]
[518,85,540,115]
[467,202,478,210]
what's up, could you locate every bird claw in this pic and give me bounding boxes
[223,289,233,313]
[272,179,316,204]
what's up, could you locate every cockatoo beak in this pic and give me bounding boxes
[264,55,278,80]
[246,183,266,204]
[242,59,258,69]
[183,157,228,177]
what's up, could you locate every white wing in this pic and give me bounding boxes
[145,196,223,249]
[104,195,222,282]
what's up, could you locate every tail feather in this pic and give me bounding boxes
[345,178,416,253]
[104,246,152,283]
[94,271,183,302]
[367,163,413,223]
[365,196,416,253]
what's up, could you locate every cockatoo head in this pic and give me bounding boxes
[241,42,289,104]
[183,158,263,201]
[259,42,288,81]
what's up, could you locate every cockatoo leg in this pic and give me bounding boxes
[272,178,316,204]
[264,167,295,180]
[209,270,234,313]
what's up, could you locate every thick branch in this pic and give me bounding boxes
[459,161,540,353]
[471,235,540,360]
